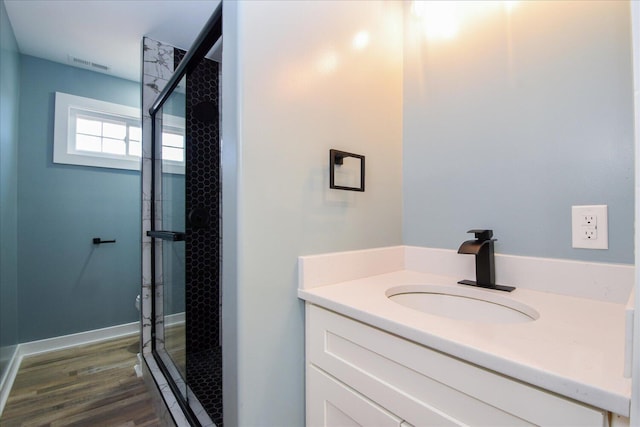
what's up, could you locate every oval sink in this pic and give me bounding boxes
[386,285,539,324]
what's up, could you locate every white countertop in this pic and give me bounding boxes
[298,269,631,416]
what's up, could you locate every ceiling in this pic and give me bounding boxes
[4,0,220,82]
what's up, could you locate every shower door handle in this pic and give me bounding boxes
[146,230,186,241]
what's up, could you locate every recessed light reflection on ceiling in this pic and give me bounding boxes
[352,31,370,50]
[412,1,460,40]
[503,1,518,12]
[281,4,405,97]
[412,1,517,41]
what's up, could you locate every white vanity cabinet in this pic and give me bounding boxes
[305,304,613,427]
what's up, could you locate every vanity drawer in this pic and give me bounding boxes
[306,304,608,427]
[307,365,403,427]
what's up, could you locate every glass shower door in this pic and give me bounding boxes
[148,44,221,426]
[160,76,187,387]
[151,76,188,402]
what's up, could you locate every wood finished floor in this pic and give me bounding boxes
[164,322,185,377]
[0,335,162,427]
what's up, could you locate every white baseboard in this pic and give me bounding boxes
[19,321,139,357]
[0,321,140,416]
[164,311,185,326]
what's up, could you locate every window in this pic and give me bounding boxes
[54,92,185,174]
[158,114,186,175]
[54,92,142,170]
[71,109,142,159]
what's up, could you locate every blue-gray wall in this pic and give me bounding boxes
[403,1,635,264]
[0,0,20,375]
[17,55,141,341]
[162,172,186,316]
[224,2,404,425]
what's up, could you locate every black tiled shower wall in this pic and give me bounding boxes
[175,48,223,426]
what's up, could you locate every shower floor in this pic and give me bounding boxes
[163,322,223,425]
[189,346,223,425]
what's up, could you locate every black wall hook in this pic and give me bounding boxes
[93,237,116,245]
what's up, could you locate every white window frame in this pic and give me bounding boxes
[54,92,142,171]
[53,92,186,174]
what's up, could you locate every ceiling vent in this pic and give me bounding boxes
[68,55,110,72]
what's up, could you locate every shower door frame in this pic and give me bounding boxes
[144,4,222,426]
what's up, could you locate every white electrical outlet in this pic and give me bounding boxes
[582,215,596,226]
[571,205,608,249]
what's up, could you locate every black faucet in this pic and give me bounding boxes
[457,229,515,292]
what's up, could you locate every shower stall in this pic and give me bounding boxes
[140,5,222,426]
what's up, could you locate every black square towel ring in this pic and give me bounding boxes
[329,149,365,192]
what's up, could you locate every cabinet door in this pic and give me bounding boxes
[307,365,403,427]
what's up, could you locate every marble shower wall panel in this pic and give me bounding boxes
[141,37,174,356]
[142,356,185,426]
[143,39,174,81]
